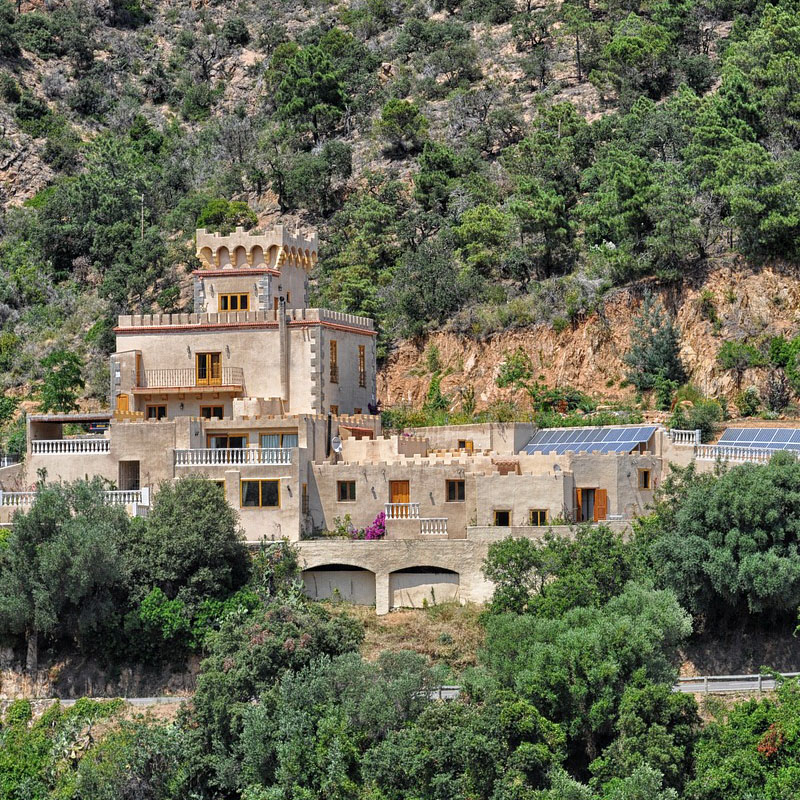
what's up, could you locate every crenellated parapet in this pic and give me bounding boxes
[195,224,318,271]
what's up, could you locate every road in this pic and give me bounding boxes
[27,673,800,707]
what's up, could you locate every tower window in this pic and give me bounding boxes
[219,293,249,311]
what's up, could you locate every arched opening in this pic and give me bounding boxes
[198,247,213,267]
[251,245,265,267]
[233,245,248,267]
[302,563,376,605]
[389,566,460,609]
[217,247,231,268]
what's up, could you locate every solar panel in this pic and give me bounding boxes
[716,427,800,452]
[522,425,658,455]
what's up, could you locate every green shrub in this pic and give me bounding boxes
[734,386,760,417]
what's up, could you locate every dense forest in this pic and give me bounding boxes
[2,0,800,423]
[5,459,800,798]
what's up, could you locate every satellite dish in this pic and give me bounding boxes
[331,435,343,453]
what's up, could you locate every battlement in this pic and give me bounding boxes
[115,308,374,332]
[195,224,318,271]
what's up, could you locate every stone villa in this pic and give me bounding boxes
[0,223,784,614]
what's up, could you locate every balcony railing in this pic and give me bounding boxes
[669,429,701,446]
[138,367,244,389]
[385,502,420,520]
[1,488,149,507]
[32,437,110,455]
[695,444,772,464]
[175,448,293,466]
[420,518,448,536]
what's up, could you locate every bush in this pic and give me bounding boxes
[196,198,257,234]
[734,386,760,417]
[222,16,250,45]
[668,398,723,442]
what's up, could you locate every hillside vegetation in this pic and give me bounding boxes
[2,0,800,423]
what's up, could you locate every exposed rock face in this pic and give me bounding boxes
[379,264,800,410]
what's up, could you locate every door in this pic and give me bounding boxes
[116,393,129,413]
[577,488,596,522]
[119,460,140,491]
[390,481,409,504]
[196,353,222,386]
[594,489,608,522]
[389,480,410,517]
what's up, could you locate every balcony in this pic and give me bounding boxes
[32,437,110,455]
[135,367,244,392]
[1,488,149,507]
[385,502,420,520]
[175,448,293,466]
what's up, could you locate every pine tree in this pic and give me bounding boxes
[623,293,686,392]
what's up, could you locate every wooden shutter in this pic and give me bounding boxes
[594,488,608,521]
[575,488,582,522]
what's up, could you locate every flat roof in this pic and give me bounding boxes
[29,412,113,423]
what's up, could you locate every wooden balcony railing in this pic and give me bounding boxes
[138,367,244,389]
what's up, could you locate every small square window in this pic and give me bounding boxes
[494,510,511,527]
[446,480,465,502]
[529,509,548,526]
[330,405,339,415]
[338,480,356,502]
[147,405,167,420]
[639,469,651,489]
[354,407,362,415]
[457,439,474,452]
[200,405,224,419]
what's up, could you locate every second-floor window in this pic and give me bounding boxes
[330,340,338,383]
[241,479,280,508]
[196,352,221,385]
[200,405,224,419]
[529,509,548,526]
[220,293,249,311]
[358,345,366,387]
[337,481,356,502]
[260,432,298,449]
[146,405,167,420]
[446,480,465,502]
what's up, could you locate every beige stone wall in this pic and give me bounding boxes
[474,472,573,527]
[310,461,474,537]
[317,327,376,416]
[296,539,495,614]
[405,422,537,454]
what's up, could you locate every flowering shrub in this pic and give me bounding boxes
[365,511,386,540]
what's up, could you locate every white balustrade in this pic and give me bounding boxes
[420,517,448,536]
[31,438,110,455]
[385,502,420,520]
[669,429,701,446]
[175,448,293,466]
[0,488,149,507]
[0,491,37,507]
[695,444,773,464]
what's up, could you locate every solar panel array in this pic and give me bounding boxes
[522,425,659,455]
[717,428,800,451]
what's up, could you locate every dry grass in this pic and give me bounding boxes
[327,602,485,672]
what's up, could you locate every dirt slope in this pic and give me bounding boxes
[379,262,800,410]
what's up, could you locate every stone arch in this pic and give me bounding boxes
[389,566,460,609]
[302,563,376,605]
[198,246,213,267]
[251,245,265,267]
[217,246,231,268]
[233,245,248,267]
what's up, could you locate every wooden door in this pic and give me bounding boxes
[196,353,222,386]
[390,480,410,504]
[594,488,608,522]
[116,393,129,412]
